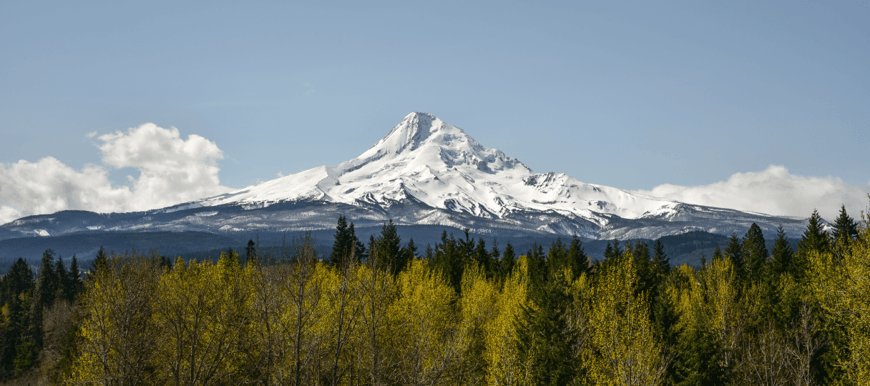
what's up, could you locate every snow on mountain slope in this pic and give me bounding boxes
[198,112,686,226]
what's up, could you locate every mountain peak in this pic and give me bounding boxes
[358,112,455,160]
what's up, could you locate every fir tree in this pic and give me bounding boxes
[831,204,858,243]
[30,249,59,348]
[91,246,109,279]
[652,238,670,276]
[55,255,70,302]
[515,273,579,385]
[742,223,769,282]
[376,219,404,275]
[245,239,257,266]
[724,234,745,281]
[567,235,591,277]
[330,215,354,267]
[68,255,82,300]
[472,238,490,275]
[798,210,830,255]
[769,225,794,276]
[500,242,516,281]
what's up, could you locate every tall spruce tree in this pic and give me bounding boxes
[245,239,257,266]
[330,215,354,266]
[724,234,745,281]
[742,223,769,282]
[567,235,591,277]
[770,226,794,276]
[68,255,82,300]
[516,243,579,384]
[500,242,516,281]
[832,204,858,243]
[652,239,670,276]
[376,219,405,275]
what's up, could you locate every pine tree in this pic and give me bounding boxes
[500,242,516,281]
[831,205,858,243]
[725,234,745,281]
[652,239,670,277]
[798,210,830,255]
[742,223,769,282]
[245,239,257,266]
[91,246,109,279]
[330,215,353,267]
[30,249,59,348]
[567,235,591,278]
[515,273,578,385]
[68,255,83,300]
[769,226,794,276]
[55,255,70,302]
[376,219,404,275]
[473,238,491,275]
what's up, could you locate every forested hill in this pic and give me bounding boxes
[0,207,865,385]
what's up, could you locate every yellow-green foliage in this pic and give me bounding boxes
[484,256,529,386]
[808,222,870,385]
[587,251,667,386]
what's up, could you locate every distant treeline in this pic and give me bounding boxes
[0,206,868,385]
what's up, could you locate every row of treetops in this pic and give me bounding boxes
[0,204,866,385]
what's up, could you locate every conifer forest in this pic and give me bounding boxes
[1,206,869,386]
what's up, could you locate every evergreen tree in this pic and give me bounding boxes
[798,210,830,255]
[433,231,464,291]
[489,239,501,277]
[724,234,745,281]
[632,240,654,295]
[472,238,490,275]
[68,255,82,300]
[55,255,70,302]
[742,223,769,282]
[712,245,724,261]
[404,237,418,260]
[91,246,109,279]
[567,235,591,277]
[376,220,404,275]
[769,226,794,276]
[652,238,670,277]
[424,244,434,260]
[30,249,59,348]
[500,242,516,281]
[515,273,578,385]
[831,204,859,243]
[330,215,354,266]
[546,238,568,273]
[245,239,257,266]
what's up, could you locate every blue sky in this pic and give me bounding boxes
[1,0,868,223]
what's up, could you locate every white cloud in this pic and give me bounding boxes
[0,123,233,224]
[634,165,870,221]
[85,131,97,138]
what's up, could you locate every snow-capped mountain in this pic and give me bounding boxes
[1,112,809,241]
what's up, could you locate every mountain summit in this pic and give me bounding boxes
[2,112,809,240]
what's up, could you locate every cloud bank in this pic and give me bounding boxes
[0,124,232,224]
[634,165,870,222]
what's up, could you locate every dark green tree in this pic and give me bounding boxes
[500,242,516,281]
[515,272,579,385]
[742,223,769,282]
[769,226,794,276]
[330,215,355,266]
[724,234,745,281]
[245,239,257,266]
[652,239,670,277]
[566,235,590,277]
[68,255,82,300]
[90,246,109,279]
[831,204,858,243]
